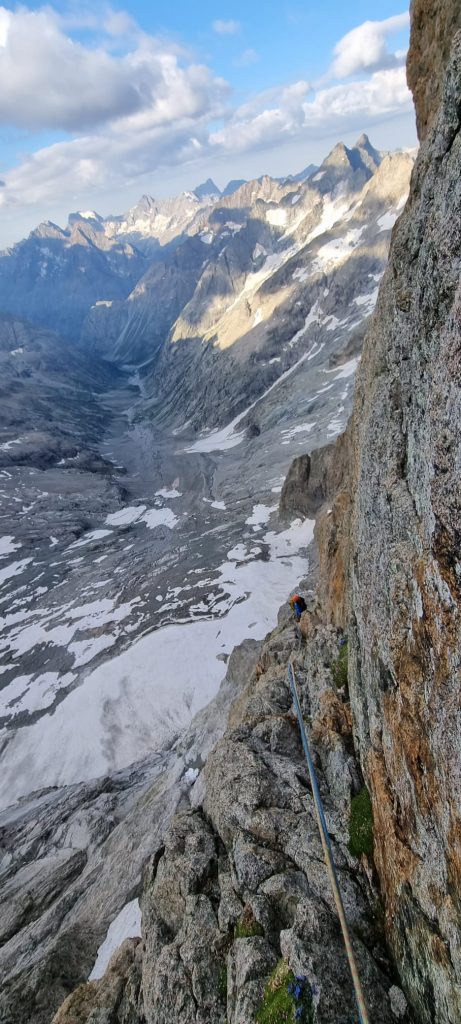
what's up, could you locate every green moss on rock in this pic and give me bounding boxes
[256,960,314,1024]
[331,638,349,690]
[349,785,374,858]
[234,905,264,939]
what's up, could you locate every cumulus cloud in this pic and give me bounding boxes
[212,19,241,35]
[0,6,224,132]
[0,8,414,227]
[210,67,411,152]
[328,13,410,80]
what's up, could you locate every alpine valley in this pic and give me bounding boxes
[0,134,412,806]
[1,106,443,1024]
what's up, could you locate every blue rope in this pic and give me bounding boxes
[288,661,370,1024]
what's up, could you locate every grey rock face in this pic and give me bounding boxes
[0,222,147,340]
[276,454,312,521]
[0,640,261,1024]
[52,619,401,1024]
[348,20,461,1024]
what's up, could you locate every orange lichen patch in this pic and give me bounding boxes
[366,749,419,924]
[412,556,458,681]
[431,933,452,968]
[315,489,351,630]
[381,686,435,821]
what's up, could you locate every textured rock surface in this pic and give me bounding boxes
[347,13,461,1024]
[52,620,402,1024]
[407,0,461,142]
[0,640,260,1024]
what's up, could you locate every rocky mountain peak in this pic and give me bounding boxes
[28,220,66,241]
[130,194,157,214]
[222,178,247,196]
[193,177,221,199]
[354,132,382,171]
[322,141,352,168]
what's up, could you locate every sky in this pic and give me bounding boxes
[0,1,416,247]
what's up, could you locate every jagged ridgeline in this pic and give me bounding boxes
[0,1,461,1022]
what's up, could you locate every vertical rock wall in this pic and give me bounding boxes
[348,5,461,1021]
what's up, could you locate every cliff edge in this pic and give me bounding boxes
[347,4,461,1021]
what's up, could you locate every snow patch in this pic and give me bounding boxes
[0,438,22,452]
[142,508,178,530]
[69,529,113,549]
[281,422,315,442]
[105,507,145,527]
[353,287,379,312]
[89,900,142,981]
[0,536,21,558]
[155,488,182,499]
[325,356,360,380]
[0,672,75,718]
[0,558,33,587]
[314,226,364,268]
[266,208,287,227]
[245,504,277,528]
[377,209,398,231]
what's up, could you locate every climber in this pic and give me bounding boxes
[289,593,306,621]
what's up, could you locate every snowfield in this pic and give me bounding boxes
[0,517,314,810]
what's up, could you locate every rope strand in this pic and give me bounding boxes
[288,659,371,1024]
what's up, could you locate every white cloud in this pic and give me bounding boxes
[0,8,414,232]
[235,48,260,68]
[212,19,241,35]
[329,13,410,80]
[103,11,139,37]
[210,66,412,153]
[0,6,224,133]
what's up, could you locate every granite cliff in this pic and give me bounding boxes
[288,0,461,1018]
[347,3,461,1019]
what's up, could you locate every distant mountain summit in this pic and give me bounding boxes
[0,135,407,348]
[284,163,318,184]
[354,132,382,171]
[222,179,247,196]
[193,178,221,199]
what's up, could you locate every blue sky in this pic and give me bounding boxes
[0,2,415,245]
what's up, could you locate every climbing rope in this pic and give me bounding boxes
[287,659,371,1024]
